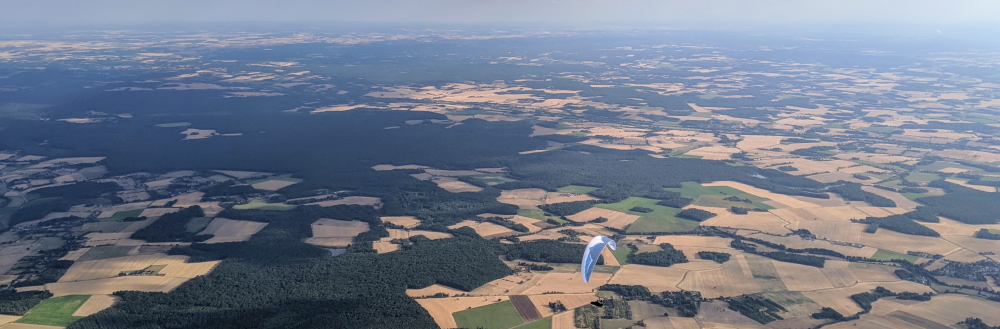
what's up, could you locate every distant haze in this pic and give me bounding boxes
[4,0,1000,27]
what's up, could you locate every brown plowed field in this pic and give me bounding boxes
[509,295,542,322]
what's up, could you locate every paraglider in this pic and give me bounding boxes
[580,235,616,283]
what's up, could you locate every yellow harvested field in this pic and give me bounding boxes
[497,188,546,207]
[826,294,1000,329]
[544,192,598,204]
[371,164,429,171]
[307,196,382,207]
[516,229,566,242]
[856,229,961,256]
[771,206,870,222]
[754,158,853,176]
[677,255,761,298]
[59,248,91,261]
[1,324,64,329]
[150,192,204,207]
[736,135,783,152]
[700,210,791,235]
[702,181,821,208]
[385,229,452,240]
[503,215,544,233]
[801,281,933,316]
[139,207,180,217]
[601,247,620,266]
[942,235,1000,262]
[946,178,997,192]
[566,207,639,230]
[528,294,596,317]
[467,272,541,296]
[46,276,190,296]
[771,260,835,291]
[552,311,576,329]
[405,284,466,298]
[860,186,920,210]
[415,296,510,329]
[944,248,987,263]
[854,206,907,218]
[447,220,516,238]
[684,146,741,160]
[372,241,400,254]
[59,254,217,282]
[745,233,878,258]
[792,221,868,243]
[251,179,298,191]
[937,167,970,174]
[381,216,421,229]
[197,218,268,244]
[924,217,1000,236]
[306,218,369,247]
[0,315,21,326]
[807,172,870,184]
[432,177,483,193]
[609,264,687,292]
[72,294,120,317]
[522,272,612,294]
[654,235,732,248]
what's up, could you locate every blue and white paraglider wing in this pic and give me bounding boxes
[581,236,616,283]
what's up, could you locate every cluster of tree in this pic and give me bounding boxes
[852,173,872,180]
[895,292,933,301]
[503,240,584,263]
[826,182,897,207]
[903,207,940,223]
[31,181,120,200]
[538,200,597,216]
[958,318,1000,329]
[203,184,259,197]
[677,208,717,221]
[722,294,786,324]
[729,206,765,214]
[481,216,530,233]
[724,196,753,203]
[976,229,1000,240]
[697,251,731,263]
[629,206,654,213]
[850,286,896,312]
[574,304,602,328]
[655,196,693,208]
[857,214,940,237]
[547,301,568,313]
[811,307,847,321]
[727,238,828,267]
[652,291,701,317]
[777,166,797,172]
[789,146,836,157]
[919,180,1000,224]
[598,284,652,300]
[517,262,553,271]
[601,298,631,320]
[629,243,689,267]
[0,290,53,316]
[9,198,70,227]
[130,206,209,242]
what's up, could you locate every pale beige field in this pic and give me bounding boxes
[860,186,921,210]
[677,255,761,298]
[544,192,598,204]
[754,158,853,176]
[527,293,596,318]
[771,260,835,291]
[807,172,870,184]
[447,220,516,238]
[566,207,639,230]
[384,229,453,240]
[684,146,741,160]
[552,311,576,329]
[251,179,298,191]
[521,272,612,294]
[305,219,369,247]
[736,135,784,152]
[943,248,987,263]
[198,218,268,244]
[941,235,1000,262]
[372,241,399,254]
[500,215,544,233]
[467,272,542,296]
[0,324,64,329]
[946,178,998,192]
[380,216,421,228]
[371,164,429,171]
[405,284,467,298]
[59,254,197,282]
[97,201,152,218]
[608,264,687,292]
[0,315,21,326]
[72,294,120,317]
[702,181,822,208]
[800,281,933,316]
[600,247,620,266]
[497,188,546,207]
[138,207,180,217]
[856,228,961,256]
[432,177,483,193]
[46,276,191,296]
[306,196,382,207]
[827,294,1000,329]
[213,170,269,179]
[149,191,204,207]
[923,217,1000,236]
[415,296,510,329]
[745,233,878,258]
[699,209,792,235]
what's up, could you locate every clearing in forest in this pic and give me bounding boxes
[566,207,640,230]
[197,218,268,244]
[14,295,89,327]
[448,220,517,238]
[305,218,369,247]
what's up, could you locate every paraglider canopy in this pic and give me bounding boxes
[580,236,616,283]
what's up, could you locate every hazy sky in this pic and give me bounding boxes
[4,0,1000,27]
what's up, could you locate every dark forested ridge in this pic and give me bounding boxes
[919,180,1000,224]
[130,206,208,242]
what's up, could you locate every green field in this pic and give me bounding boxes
[472,174,514,186]
[610,245,632,264]
[15,295,89,326]
[665,182,773,209]
[557,185,599,194]
[870,249,918,263]
[37,237,66,251]
[82,221,133,233]
[514,317,552,329]
[600,319,637,328]
[105,209,145,221]
[855,160,907,172]
[247,174,302,185]
[905,172,942,183]
[77,245,135,261]
[518,208,566,224]
[595,197,699,233]
[453,300,524,329]
[233,199,296,211]
[989,229,1000,234]
[154,122,191,128]
[186,217,214,233]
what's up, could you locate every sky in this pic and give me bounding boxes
[3,0,1000,28]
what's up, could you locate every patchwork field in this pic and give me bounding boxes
[414,296,511,329]
[14,295,88,326]
[453,300,524,329]
[45,276,191,296]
